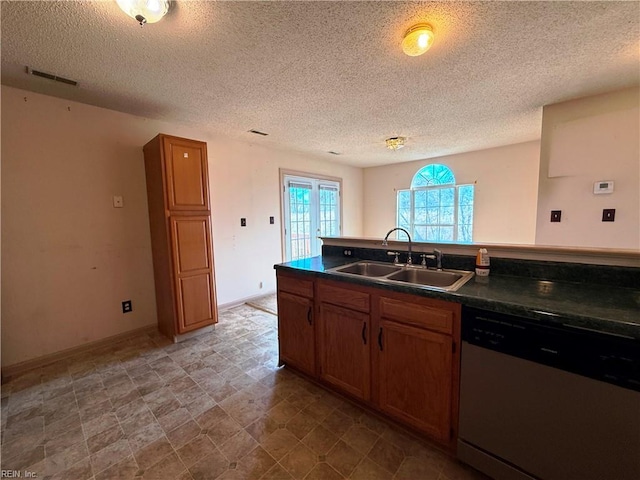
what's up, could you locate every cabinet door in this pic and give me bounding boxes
[170,216,217,333]
[277,292,315,376]
[163,137,210,211]
[378,319,452,443]
[319,303,370,401]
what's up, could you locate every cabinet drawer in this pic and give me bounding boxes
[380,297,453,335]
[318,282,370,313]
[278,273,314,298]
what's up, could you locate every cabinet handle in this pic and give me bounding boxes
[362,322,367,345]
[378,327,383,351]
[307,307,312,326]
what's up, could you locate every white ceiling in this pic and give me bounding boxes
[2,1,638,168]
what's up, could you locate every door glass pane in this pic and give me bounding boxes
[289,183,312,260]
[319,185,339,237]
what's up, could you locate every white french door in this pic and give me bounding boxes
[282,174,341,261]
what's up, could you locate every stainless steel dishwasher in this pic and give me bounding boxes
[458,306,640,480]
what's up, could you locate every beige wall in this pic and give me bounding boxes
[536,87,640,249]
[1,86,363,366]
[363,142,540,244]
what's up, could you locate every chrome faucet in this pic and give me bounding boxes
[433,248,443,271]
[382,227,412,265]
[420,249,443,270]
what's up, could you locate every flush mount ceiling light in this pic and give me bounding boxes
[402,24,435,56]
[116,0,171,26]
[385,137,406,150]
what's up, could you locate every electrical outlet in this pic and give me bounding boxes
[241,218,247,227]
[602,209,615,222]
[269,216,275,225]
[259,281,263,289]
[122,300,132,313]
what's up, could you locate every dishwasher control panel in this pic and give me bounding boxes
[462,306,640,392]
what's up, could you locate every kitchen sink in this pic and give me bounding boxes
[333,262,402,277]
[386,268,466,288]
[329,261,474,291]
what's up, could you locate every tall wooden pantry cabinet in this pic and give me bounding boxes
[143,134,218,340]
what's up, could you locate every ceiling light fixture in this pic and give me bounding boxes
[116,0,171,26]
[385,137,406,150]
[401,24,435,56]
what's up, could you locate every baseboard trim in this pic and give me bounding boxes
[245,302,277,316]
[218,291,276,312]
[3,293,277,379]
[1,324,158,379]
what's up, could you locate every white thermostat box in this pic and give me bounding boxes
[593,181,614,194]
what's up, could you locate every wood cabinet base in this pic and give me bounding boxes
[277,273,460,452]
[144,134,218,340]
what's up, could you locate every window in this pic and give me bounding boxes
[397,164,474,243]
[282,173,341,261]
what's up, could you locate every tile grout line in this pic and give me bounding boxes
[3,303,476,480]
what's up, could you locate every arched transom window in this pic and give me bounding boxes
[397,164,474,243]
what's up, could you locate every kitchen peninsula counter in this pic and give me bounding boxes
[275,255,640,340]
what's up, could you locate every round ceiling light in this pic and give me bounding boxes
[385,137,406,150]
[116,0,171,26]
[401,24,435,57]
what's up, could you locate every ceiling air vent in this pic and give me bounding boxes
[26,67,78,86]
[248,129,268,136]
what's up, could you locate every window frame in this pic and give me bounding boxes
[397,164,474,243]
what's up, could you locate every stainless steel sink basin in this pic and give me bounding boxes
[386,268,465,288]
[334,262,402,277]
[329,261,474,291]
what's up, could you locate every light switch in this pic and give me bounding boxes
[113,196,124,208]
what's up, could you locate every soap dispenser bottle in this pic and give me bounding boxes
[475,248,490,277]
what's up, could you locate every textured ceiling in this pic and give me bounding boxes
[2,1,639,167]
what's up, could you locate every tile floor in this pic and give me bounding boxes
[1,302,486,480]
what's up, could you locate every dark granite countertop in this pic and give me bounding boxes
[275,256,640,340]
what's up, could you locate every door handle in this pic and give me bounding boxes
[378,327,383,351]
[307,307,312,326]
[362,322,367,345]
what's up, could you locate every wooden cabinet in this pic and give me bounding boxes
[378,319,453,442]
[275,271,460,450]
[317,280,371,401]
[318,302,370,401]
[277,272,316,376]
[163,136,210,211]
[144,134,218,339]
[376,292,460,447]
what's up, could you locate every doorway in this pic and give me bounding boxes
[281,171,342,261]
